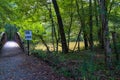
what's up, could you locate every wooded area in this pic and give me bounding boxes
[0,0,120,79]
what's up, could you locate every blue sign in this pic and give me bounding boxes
[25,30,32,40]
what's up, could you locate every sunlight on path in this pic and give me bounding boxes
[3,41,19,48]
[0,41,21,57]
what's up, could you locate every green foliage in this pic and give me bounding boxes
[32,50,47,59]
[115,62,120,71]
[31,50,120,79]
[0,0,120,48]
[4,24,18,40]
[0,0,120,79]
[56,67,72,77]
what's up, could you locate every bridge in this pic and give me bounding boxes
[0,31,65,80]
[0,32,25,51]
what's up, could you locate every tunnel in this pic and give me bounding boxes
[0,32,25,51]
[0,24,25,51]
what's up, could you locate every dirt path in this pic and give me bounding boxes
[0,41,69,80]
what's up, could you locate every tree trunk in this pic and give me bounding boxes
[47,3,58,51]
[89,0,94,50]
[39,36,50,53]
[75,0,88,50]
[99,25,105,49]
[67,0,73,50]
[52,0,68,53]
[73,28,82,51]
[97,0,104,49]
[112,32,119,61]
[76,0,88,50]
[81,0,88,50]
[49,4,55,51]
[83,32,88,50]
[67,12,73,51]
[94,0,101,48]
[99,0,112,68]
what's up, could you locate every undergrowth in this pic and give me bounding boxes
[31,50,120,80]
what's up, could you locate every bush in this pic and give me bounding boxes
[31,50,47,59]
[31,50,120,79]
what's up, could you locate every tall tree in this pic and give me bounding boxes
[89,0,94,50]
[99,0,112,68]
[94,0,102,48]
[74,0,89,50]
[52,0,68,53]
[67,0,74,51]
[98,0,104,49]
[80,0,89,50]
[46,2,57,51]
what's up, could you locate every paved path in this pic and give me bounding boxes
[0,41,68,80]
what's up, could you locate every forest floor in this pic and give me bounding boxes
[32,49,120,80]
[0,41,72,80]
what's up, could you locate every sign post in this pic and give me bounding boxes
[25,30,32,55]
[27,40,30,55]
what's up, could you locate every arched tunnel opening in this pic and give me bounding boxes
[0,32,25,57]
[0,32,25,51]
[0,24,25,52]
[3,41,20,48]
[0,41,22,57]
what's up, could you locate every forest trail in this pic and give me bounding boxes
[0,41,68,80]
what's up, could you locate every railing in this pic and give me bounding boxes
[0,32,7,49]
[14,32,25,51]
